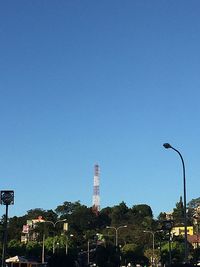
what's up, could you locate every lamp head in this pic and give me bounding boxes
[0,190,14,205]
[163,143,172,149]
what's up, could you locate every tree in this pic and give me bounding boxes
[132,204,153,218]
[97,208,112,229]
[188,197,200,209]
[95,245,108,267]
[55,201,81,217]
[158,212,167,221]
[7,215,27,240]
[26,241,41,259]
[48,253,76,267]
[191,247,200,265]
[131,204,153,229]
[26,208,58,222]
[144,248,160,266]
[26,208,47,219]
[187,197,200,226]
[161,240,185,264]
[110,202,129,225]
[173,197,184,225]
[1,198,198,265]
[70,205,97,232]
[121,243,148,266]
[7,239,25,257]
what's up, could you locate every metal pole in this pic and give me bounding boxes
[171,146,188,263]
[42,219,66,254]
[53,234,55,254]
[87,240,90,265]
[115,228,118,247]
[2,204,9,267]
[106,225,127,250]
[152,232,155,266]
[143,231,155,266]
[42,233,45,263]
[163,143,188,263]
[168,230,172,267]
[66,235,68,255]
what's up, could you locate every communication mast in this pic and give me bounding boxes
[92,164,100,214]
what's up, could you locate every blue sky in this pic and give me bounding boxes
[1,1,200,218]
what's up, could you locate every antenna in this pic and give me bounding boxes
[92,164,100,214]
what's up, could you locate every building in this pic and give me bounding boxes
[21,216,45,243]
[187,234,200,248]
[171,226,194,236]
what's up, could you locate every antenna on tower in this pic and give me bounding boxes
[92,164,100,215]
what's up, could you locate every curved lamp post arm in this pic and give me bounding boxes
[106,226,117,246]
[163,143,188,263]
[116,225,127,247]
[143,231,155,265]
[44,219,67,228]
[106,225,127,247]
[42,219,67,254]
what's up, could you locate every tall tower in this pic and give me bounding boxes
[92,164,100,214]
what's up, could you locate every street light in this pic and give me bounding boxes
[42,219,67,254]
[143,230,163,266]
[162,220,173,266]
[106,225,127,247]
[143,230,155,266]
[0,190,14,267]
[66,234,74,255]
[163,143,188,263]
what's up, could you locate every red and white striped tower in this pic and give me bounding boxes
[92,164,100,214]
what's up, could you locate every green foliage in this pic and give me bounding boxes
[173,197,184,225]
[8,215,27,240]
[132,204,153,218]
[48,253,76,267]
[158,212,167,221]
[131,204,154,229]
[161,240,185,264]
[2,198,200,265]
[95,245,109,267]
[110,202,129,225]
[44,236,54,253]
[26,208,58,222]
[187,197,200,226]
[188,197,200,209]
[144,248,160,265]
[55,201,81,217]
[7,239,25,257]
[122,243,148,265]
[191,247,200,265]
[26,241,41,258]
[97,208,111,229]
[108,249,121,266]
[26,208,47,219]
[70,205,97,232]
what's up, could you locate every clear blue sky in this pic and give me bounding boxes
[1,1,200,218]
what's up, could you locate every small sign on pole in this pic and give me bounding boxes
[63,223,68,231]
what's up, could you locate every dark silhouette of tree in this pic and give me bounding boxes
[7,215,27,240]
[110,202,129,225]
[47,253,76,267]
[173,197,184,225]
[7,239,25,257]
[2,198,200,265]
[55,201,81,217]
[132,204,153,218]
